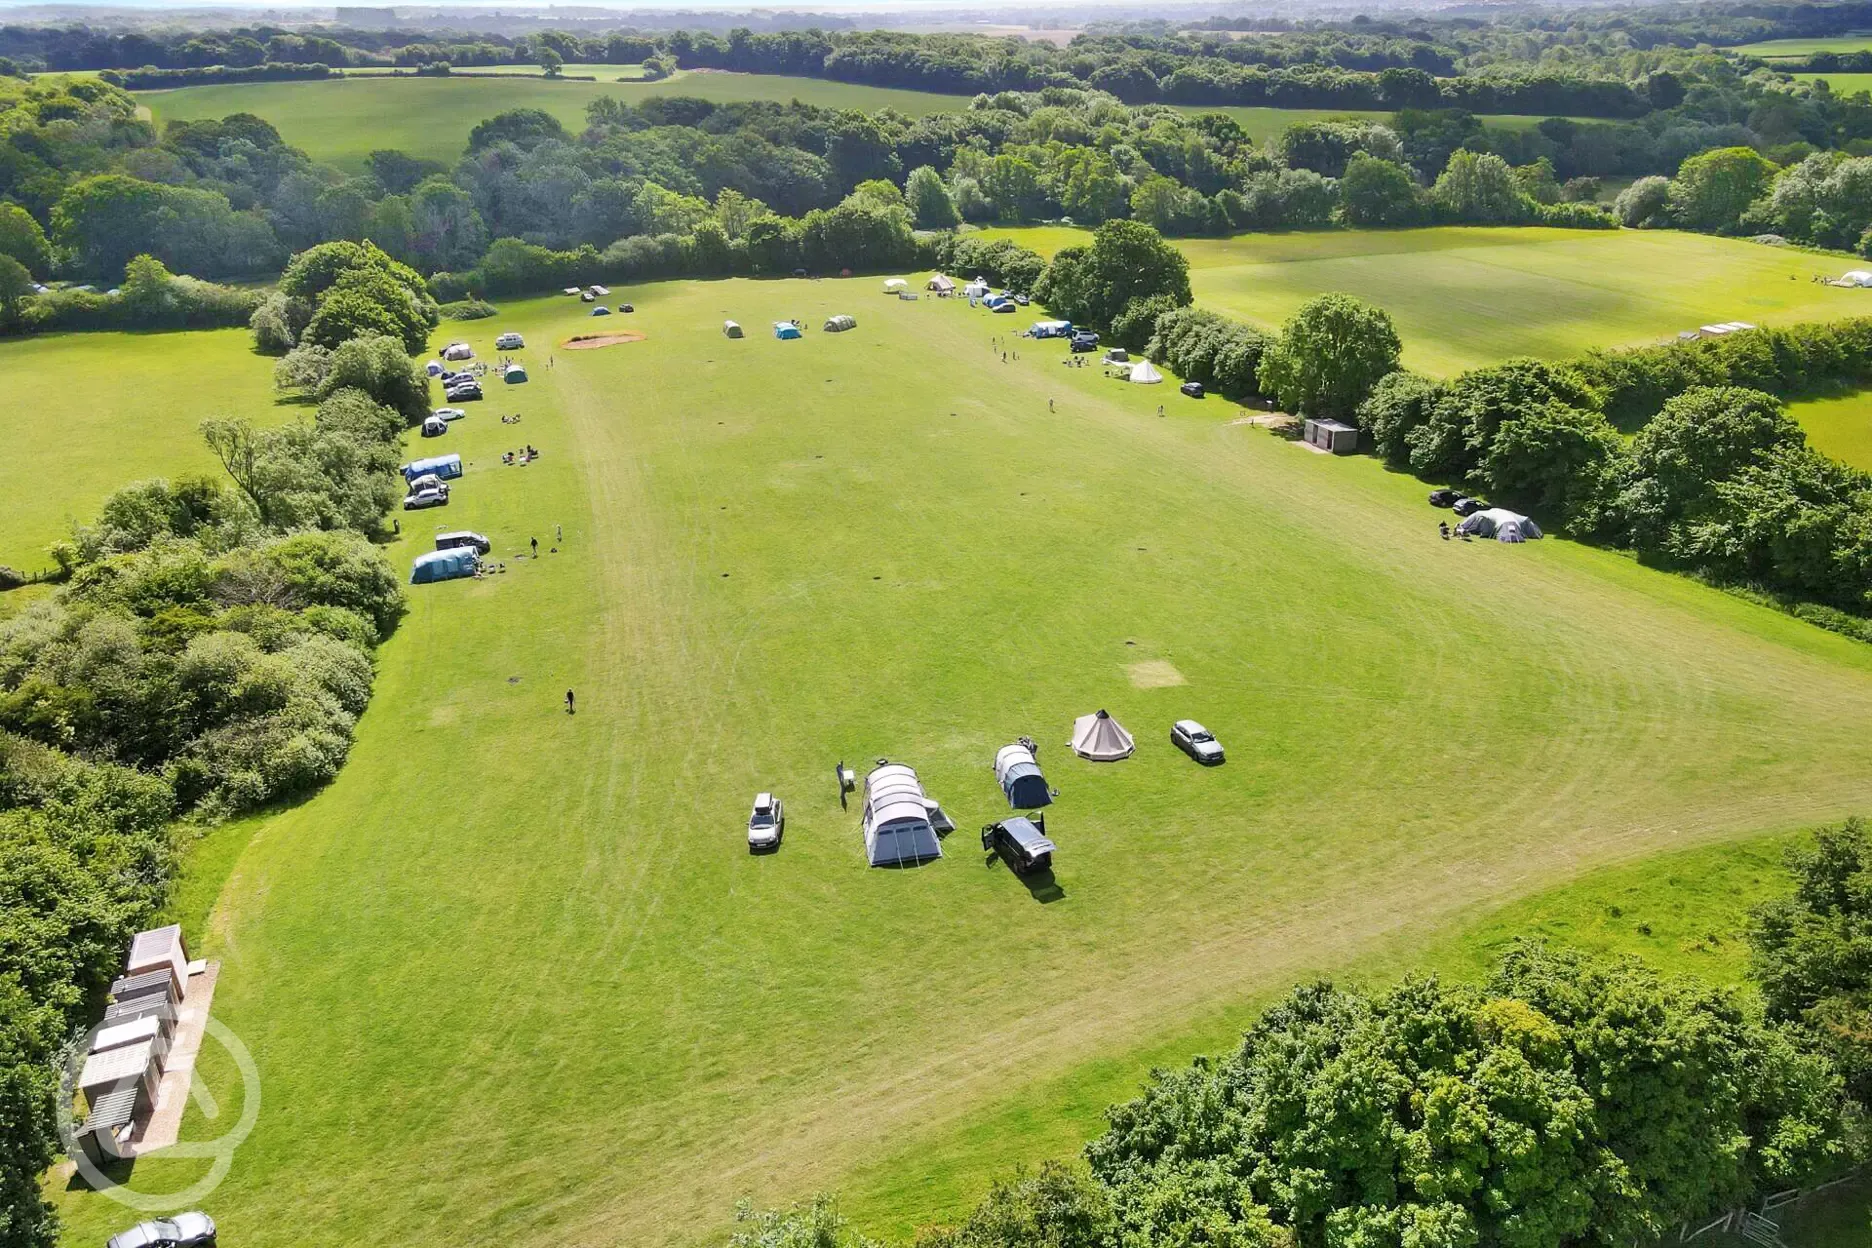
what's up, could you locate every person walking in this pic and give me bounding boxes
[555,523,563,543]
[565,689,575,715]
[531,536,539,558]
[1048,398,1055,412]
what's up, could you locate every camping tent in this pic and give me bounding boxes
[1070,710,1135,761]
[504,363,528,383]
[965,280,990,299]
[1032,320,1072,338]
[824,314,856,332]
[442,342,473,361]
[425,360,444,377]
[723,320,743,338]
[993,743,1052,810]
[883,278,908,292]
[1844,270,1872,287]
[410,548,478,585]
[1456,507,1544,542]
[402,454,462,482]
[421,415,448,437]
[861,763,945,867]
[1129,360,1163,384]
[928,275,956,293]
[774,321,802,340]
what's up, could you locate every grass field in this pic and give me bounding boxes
[0,327,280,570]
[138,73,970,171]
[1795,71,1872,95]
[985,226,1872,376]
[1789,388,1872,471]
[1730,34,1872,58]
[39,276,1872,1248]
[133,72,1579,171]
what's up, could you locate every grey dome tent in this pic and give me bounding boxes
[1070,709,1135,761]
[410,548,478,585]
[1456,507,1543,542]
[824,314,856,332]
[993,743,1051,809]
[723,320,743,338]
[860,763,944,867]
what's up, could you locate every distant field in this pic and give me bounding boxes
[986,226,1872,376]
[1730,34,1872,58]
[0,327,281,569]
[346,63,653,79]
[134,71,1586,170]
[1795,71,1872,95]
[138,73,970,170]
[1789,389,1872,471]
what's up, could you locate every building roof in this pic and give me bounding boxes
[79,1040,156,1090]
[109,970,176,1004]
[92,1015,163,1054]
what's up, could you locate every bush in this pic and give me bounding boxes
[1258,293,1400,419]
[439,298,498,320]
[1615,175,1672,228]
[318,334,431,425]
[1147,306,1272,399]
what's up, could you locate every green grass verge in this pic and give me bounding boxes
[1793,71,1872,94]
[43,281,1872,1248]
[985,225,1872,377]
[1730,35,1872,57]
[0,327,283,570]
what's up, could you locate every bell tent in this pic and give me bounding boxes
[1070,710,1135,761]
[993,743,1052,809]
[1129,360,1164,384]
[927,274,956,293]
[860,763,945,867]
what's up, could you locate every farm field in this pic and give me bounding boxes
[983,225,1872,376]
[1795,70,1872,94]
[0,327,279,570]
[43,277,1872,1248]
[1731,34,1872,57]
[1789,389,1872,471]
[137,73,970,171]
[133,72,1576,171]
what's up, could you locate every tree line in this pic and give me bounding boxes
[734,819,1872,1248]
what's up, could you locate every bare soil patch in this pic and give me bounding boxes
[562,331,647,350]
[1128,659,1187,688]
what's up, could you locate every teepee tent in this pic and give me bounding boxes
[1129,360,1164,384]
[1070,710,1135,761]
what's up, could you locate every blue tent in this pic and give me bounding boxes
[774,321,802,340]
[402,453,462,483]
[993,743,1052,810]
[410,548,477,585]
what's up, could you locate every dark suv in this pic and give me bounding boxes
[982,817,1055,874]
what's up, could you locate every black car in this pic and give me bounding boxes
[1069,333,1100,354]
[982,817,1055,875]
[1180,382,1205,398]
[1428,488,1458,507]
[1452,496,1485,517]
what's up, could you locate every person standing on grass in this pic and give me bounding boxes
[531,537,539,558]
[565,689,575,715]
[555,523,563,543]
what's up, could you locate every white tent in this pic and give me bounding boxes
[883,278,908,292]
[1129,360,1163,384]
[861,763,944,867]
[1457,507,1544,542]
[1843,270,1872,287]
[964,280,990,298]
[927,274,956,293]
[1070,710,1135,761]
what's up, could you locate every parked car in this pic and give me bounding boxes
[445,383,482,402]
[1180,382,1205,398]
[1428,488,1458,507]
[403,485,449,511]
[621,303,635,313]
[1170,720,1225,765]
[1069,334,1100,354]
[580,291,596,302]
[106,1211,216,1248]
[747,792,785,853]
[435,530,490,554]
[1452,496,1485,517]
[981,817,1055,875]
[432,407,467,422]
[494,332,525,350]
[1015,294,1030,306]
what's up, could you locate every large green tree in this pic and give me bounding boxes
[1668,147,1779,234]
[1258,293,1401,419]
[1034,219,1191,331]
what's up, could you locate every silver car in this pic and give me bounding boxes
[747,793,784,853]
[105,1211,215,1248]
[403,485,450,511]
[1171,720,1225,765]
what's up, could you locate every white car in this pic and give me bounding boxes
[403,485,450,511]
[747,793,784,853]
[106,1211,216,1248]
[432,407,467,422]
[1170,720,1225,765]
[494,332,525,350]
